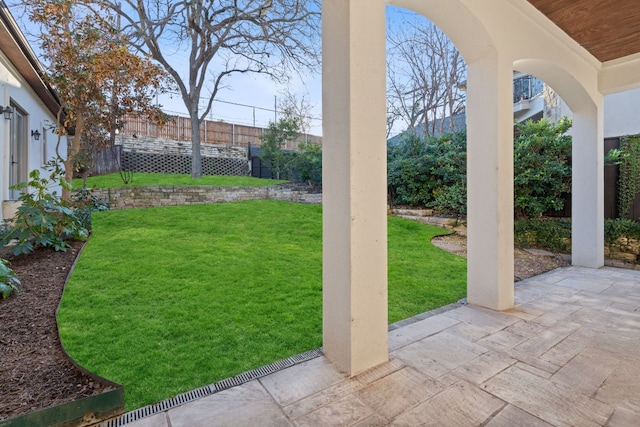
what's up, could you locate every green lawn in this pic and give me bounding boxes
[58,200,466,410]
[72,172,285,189]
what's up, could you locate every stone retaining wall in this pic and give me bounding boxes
[91,186,322,210]
[119,135,248,159]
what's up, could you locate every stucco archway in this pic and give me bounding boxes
[515,58,604,268]
[322,0,606,376]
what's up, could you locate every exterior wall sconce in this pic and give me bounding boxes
[2,106,12,120]
[31,129,41,140]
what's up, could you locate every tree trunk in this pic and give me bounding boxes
[190,113,202,178]
[63,115,84,201]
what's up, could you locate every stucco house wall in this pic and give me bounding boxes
[604,88,640,138]
[0,2,66,221]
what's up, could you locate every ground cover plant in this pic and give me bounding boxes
[57,200,466,410]
[72,173,285,189]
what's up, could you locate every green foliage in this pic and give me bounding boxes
[514,118,572,219]
[387,130,467,214]
[617,135,640,219]
[70,187,110,230]
[0,161,89,256]
[604,218,640,244]
[604,218,640,259]
[260,118,300,179]
[296,140,322,184]
[388,118,573,218]
[0,258,20,299]
[514,218,572,253]
[515,217,640,259]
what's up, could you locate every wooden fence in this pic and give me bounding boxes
[121,114,321,150]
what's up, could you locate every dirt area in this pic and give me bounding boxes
[0,241,113,421]
[0,228,567,422]
[432,233,569,281]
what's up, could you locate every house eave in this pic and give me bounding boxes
[0,1,61,118]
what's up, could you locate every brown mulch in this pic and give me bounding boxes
[432,233,570,281]
[0,241,112,421]
[0,230,567,422]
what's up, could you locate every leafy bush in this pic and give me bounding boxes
[513,118,572,219]
[514,218,572,253]
[260,118,300,180]
[388,118,572,218]
[296,140,322,185]
[515,217,640,260]
[0,258,20,299]
[388,130,467,214]
[0,161,89,256]
[604,218,640,259]
[70,186,110,229]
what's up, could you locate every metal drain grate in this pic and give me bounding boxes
[101,348,323,426]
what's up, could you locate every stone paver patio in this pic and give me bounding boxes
[110,266,640,426]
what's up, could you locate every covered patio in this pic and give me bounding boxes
[322,0,640,375]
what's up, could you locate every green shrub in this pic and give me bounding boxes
[514,218,640,260]
[388,119,572,218]
[70,187,110,230]
[0,161,89,256]
[514,218,572,253]
[260,118,299,180]
[296,140,322,184]
[387,130,467,214]
[604,218,640,259]
[0,258,20,299]
[513,118,572,219]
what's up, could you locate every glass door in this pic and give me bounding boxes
[9,106,27,200]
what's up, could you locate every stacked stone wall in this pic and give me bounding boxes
[91,186,322,210]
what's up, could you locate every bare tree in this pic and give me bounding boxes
[94,0,321,178]
[278,90,315,145]
[387,19,466,137]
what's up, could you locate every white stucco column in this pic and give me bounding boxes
[322,0,388,375]
[571,107,604,267]
[466,54,515,311]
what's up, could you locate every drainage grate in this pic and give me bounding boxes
[101,348,323,426]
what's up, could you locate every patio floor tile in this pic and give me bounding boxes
[390,380,505,426]
[293,394,373,427]
[483,365,613,427]
[484,404,553,427]
[355,366,444,420]
[124,413,170,427]
[259,356,347,407]
[168,381,291,427]
[387,313,460,350]
[394,332,488,376]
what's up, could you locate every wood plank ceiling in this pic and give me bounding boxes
[526,0,640,62]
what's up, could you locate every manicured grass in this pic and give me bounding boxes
[58,201,466,410]
[72,172,285,189]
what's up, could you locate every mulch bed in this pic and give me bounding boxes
[0,241,112,421]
